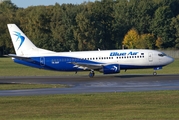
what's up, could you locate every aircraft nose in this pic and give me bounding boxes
[168,56,174,64]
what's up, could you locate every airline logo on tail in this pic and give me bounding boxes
[14,31,25,50]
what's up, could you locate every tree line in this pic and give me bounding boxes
[0,0,179,55]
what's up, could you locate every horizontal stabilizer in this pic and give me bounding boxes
[7,54,30,59]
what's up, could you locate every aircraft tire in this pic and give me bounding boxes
[89,71,95,78]
[153,72,157,76]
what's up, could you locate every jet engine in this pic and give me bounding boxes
[101,64,120,74]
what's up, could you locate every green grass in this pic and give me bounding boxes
[0,91,179,120]
[0,57,179,76]
[0,83,67,90]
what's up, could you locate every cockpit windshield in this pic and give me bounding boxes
[158,52,167,57]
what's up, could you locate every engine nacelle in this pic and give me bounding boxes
[102,64,120,74]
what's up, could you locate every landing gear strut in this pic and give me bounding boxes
[89,70,95,78]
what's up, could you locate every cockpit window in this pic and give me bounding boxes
[158,53,167,57]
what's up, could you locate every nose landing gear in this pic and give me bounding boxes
[153,71,157,76]
[153,67,162,76]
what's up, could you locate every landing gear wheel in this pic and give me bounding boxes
[89,71,95,78]
[153,71,157,76]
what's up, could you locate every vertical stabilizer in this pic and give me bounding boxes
[7,24,37,56]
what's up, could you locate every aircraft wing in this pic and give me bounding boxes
[70,62,103,70]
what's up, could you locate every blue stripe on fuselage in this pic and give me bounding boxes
[13,56,104,71]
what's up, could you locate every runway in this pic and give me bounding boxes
[0,74,179,96]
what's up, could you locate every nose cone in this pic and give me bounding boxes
[168,56,174,64]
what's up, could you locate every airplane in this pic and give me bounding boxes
[7,24,174,77]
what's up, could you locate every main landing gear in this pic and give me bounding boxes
[89,70,95,78]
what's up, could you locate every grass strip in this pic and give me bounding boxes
[0,91,179,120]
[0,83,68,90]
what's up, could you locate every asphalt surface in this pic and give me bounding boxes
[0,74,179,96]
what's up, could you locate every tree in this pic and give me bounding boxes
[59,4,80,51]
[74,10,96,50]
[138,34,156,49]
[171,15,179,49]
[150,6,175,48]
[123,28,139,49]
[155,37,163,49]
[113,0,131,49]
[74,0,115,50]
[1,0,179,54]
[0,1,18,55]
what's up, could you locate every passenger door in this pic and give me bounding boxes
[148,53,153,62]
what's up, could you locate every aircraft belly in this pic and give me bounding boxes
[48,62,77,71]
